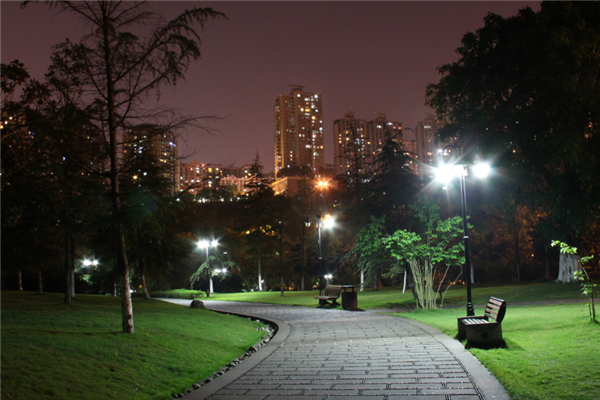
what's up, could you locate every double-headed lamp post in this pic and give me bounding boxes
[305,211,334,296]
[197,239,218,297]
[435,148,490,317]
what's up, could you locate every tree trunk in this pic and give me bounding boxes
[70,236,76,298]
[469,244,475,284]
[513,220,520,282]
[410,259,436,310]
[301,226,306,291]
[101,5,134,333]
[18,270,23,291]
[119,232,134,333]
[544,243,550,280]
[258,250,263,291]
[37,249,43,294]
[360,269,364,292]
[64,235,72,304]
[556,253,581,283]
[280,230,284,297]
[141,261,151,300]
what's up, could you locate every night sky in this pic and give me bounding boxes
[1,1,539,172]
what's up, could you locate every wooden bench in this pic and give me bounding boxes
[457,297,507,348]
[314,285,342,307]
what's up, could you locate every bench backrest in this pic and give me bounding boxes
[485,297,507,323]
[324,285,342,297]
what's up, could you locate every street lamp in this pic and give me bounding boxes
[82,259,99,267]
[197,239,218,297]
[316,180,329,190]
[305,211,335,296]
[435,147,490,317]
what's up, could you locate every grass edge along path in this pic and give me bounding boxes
[1,291,267,400]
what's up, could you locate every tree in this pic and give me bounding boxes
[334,123,370,230]
[241,153,275,291]
[363,130,420,231]
[383,198,465,310]
[1,61,103,299]
[190,245,237,295]
[120,151,194,299]
[344,216,400,291]
[552,241,597,322]
[29,1,225,332]
[426,2,600,254]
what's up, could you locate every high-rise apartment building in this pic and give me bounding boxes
[178,161,224,195]
[333,111,368,176]
[274,85,324,177]
[402,139,419,175]
[415,113,443,176]
[122,124,179,192]
[334,111,402,176]
[366,111,402,163]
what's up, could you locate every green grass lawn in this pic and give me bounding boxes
[196,280,585,310]
[3,282,596,400]
[400,304,600,400]
[1,291,266,400]
[165,281,598,400]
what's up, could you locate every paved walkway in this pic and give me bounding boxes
[161,300,510,400]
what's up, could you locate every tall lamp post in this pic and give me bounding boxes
[197,239,218,297]
[435,147,490,317]
[305,211,334,296]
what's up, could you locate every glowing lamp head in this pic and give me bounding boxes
[322,215,335,229]
[317,180,329,189]
[435,164,456,183]
[473,163,491,179]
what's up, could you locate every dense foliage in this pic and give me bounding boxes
[426,1,600,254]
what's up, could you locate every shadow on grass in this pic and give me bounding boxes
[315,304,366,312]
[463,339,509,350]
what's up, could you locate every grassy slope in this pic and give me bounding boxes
[1,292,266,400]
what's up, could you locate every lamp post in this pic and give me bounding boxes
[197,239,218,297]
[305,211,334,296]
[436,147,490,317]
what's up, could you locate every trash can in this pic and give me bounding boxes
[341,290,357,309]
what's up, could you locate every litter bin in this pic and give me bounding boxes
[340,285,357,309]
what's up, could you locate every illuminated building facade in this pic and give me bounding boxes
[122,124,179,192]
[274,85,324,177]
[178,161,224,195]
[415,113,443,176]
[333,111,368,175]
[366,111,402,161]
[334,111,402,176]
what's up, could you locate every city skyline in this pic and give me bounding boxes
[1,1,540,172]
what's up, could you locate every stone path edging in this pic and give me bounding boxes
[184,309,290,400]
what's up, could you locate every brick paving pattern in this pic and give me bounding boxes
[166,300,509,400]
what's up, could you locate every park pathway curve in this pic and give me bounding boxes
[161,300,510,400]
